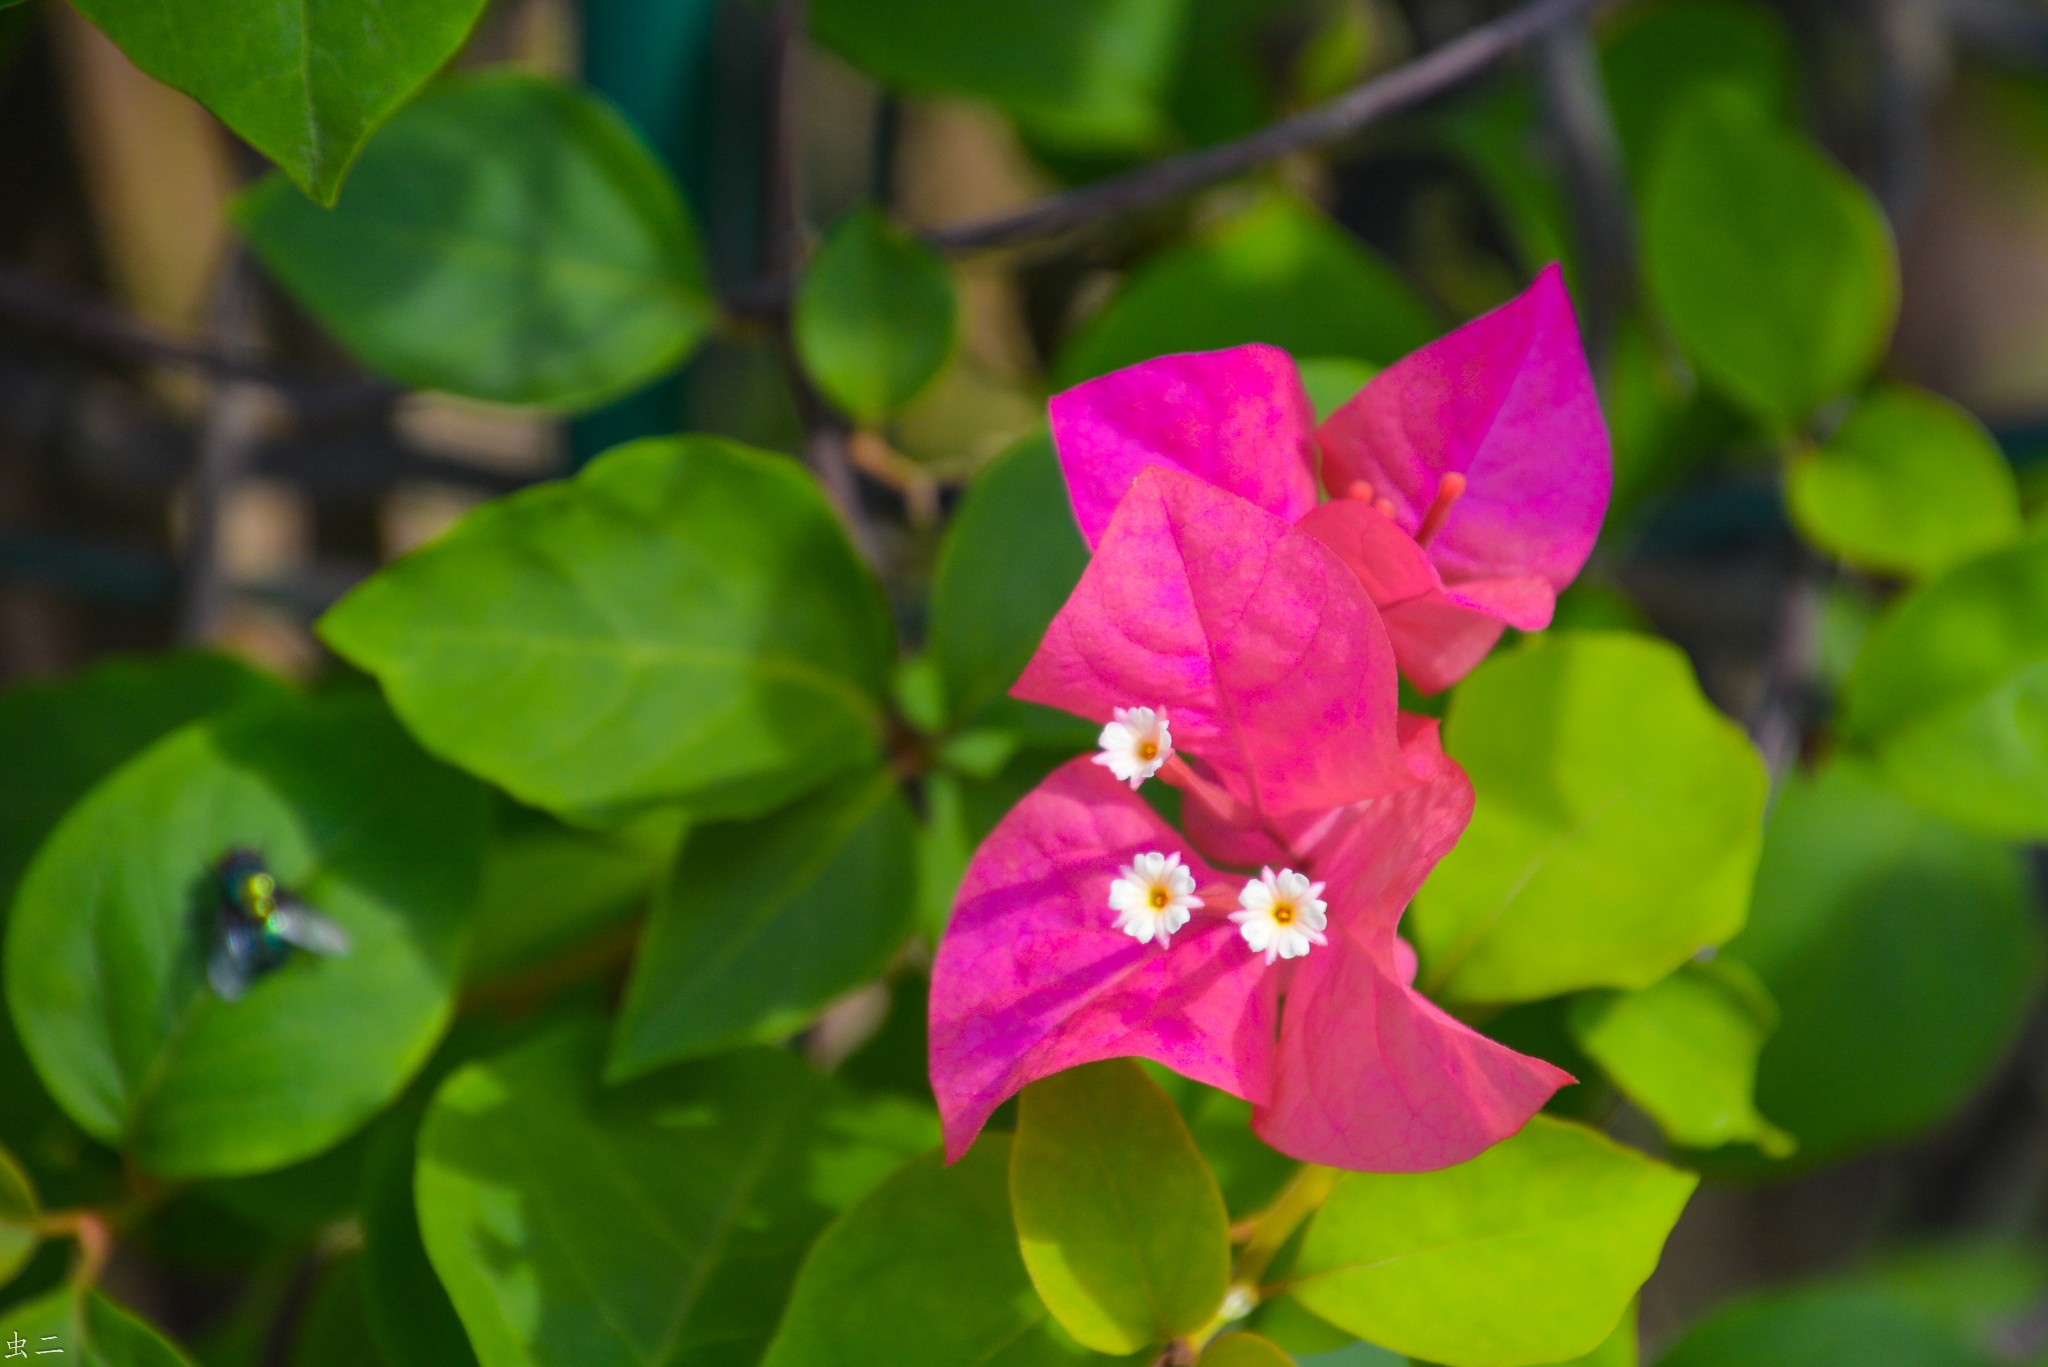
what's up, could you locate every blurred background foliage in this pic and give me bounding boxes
[5,0,2048,1363]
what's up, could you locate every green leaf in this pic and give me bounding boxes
[0,1145,38,1289]
[70,0,485,203]
[928,432,1089,729]
[1412,632,1769,1003]
[1143,1066,1296,1220]
[361,1111,476,1367]
[1291,1117,1695,1367]
[1838,527,2048,837]
[1056,195,1437,385]
[1657,1286,1996,1367]
[1727,760,2042,1164]
[5,693,486,1178]
[1787,386,2021,578]
[418,1020,934,1367]
[1203,1335,1296,1366]
[1599,0,1795,180]
[1566,1302,1636,1366]
[464,801,684,984]
[237,71,713,410]
[795,208,957,424]
[762,1139,1094,1367]
[1643,90,1896,429]
[293,1258,388,1367]
[0,652,289,906]
[810,0,1182,152]
[321,436,892,825]
[1010,1059,1230,1353]
[610,767,917,1077]
[1569,961,1792,1156]
[8,1288,195,1366]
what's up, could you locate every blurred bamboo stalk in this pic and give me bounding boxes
[48,5,231,338]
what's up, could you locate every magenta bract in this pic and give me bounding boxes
[929,757,1276,1162]
[928,723,1567,1171]
[931,266,1601,1175]
[1044,264,1610,694]
[1015,466,1416,819]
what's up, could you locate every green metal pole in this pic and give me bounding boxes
[570,0,732,465]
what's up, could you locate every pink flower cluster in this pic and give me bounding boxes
[929,266,1612,1173]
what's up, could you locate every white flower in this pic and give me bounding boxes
[1230,867,1329,964]
[1093,706,1172,789]
[1108,850,1204,947]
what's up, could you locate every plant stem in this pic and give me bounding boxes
[922,0,1605,254]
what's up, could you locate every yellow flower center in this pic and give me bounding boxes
[1149,886,1170,910]
[1271,902,1296,925]
[1136,739,1159,762]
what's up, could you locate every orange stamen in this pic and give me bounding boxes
[1414,471,1467,547]
[1345,480,1376,504]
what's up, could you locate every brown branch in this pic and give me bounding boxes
[921,0,1607,254]
[763,0,881,567]
[0,265,394,408]
[178,249,265,643]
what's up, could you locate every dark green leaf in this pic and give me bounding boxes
[361,1110,476,1367]
[464,801,684,984]
[1570,960,1792,1156]
[810,0,1182,152]
[418,1020,934,1367]
[294,1258,390,1367]
[1291,1117,1694,1367]
[1727,760,2042,1164]
[321,436,892,825]
[71,0,486,203]
[1011,1059,1230,1353]
[6,694,486,1178]
[238,72,713,410]
[0,652,288,906]
[1657,1286,1995,1367]
[761,1140,1093,1366]
[1788,386,2021,578]
[1643,90,1896,428]
[1412,632,1769,1004]
[1056,195,1437,385]
[609,768,917,1077]
[928,432,1089,729]
[1838,527,2048,837]
[795,208,956,423]
[7,1288,194,1367]
[1599,0,1795,180]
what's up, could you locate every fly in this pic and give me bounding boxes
[206,848,350,1002]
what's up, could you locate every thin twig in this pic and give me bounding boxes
[1535,20,1635,367]
[922,0,1605,254]
[0,266,393,409]
[177,249,267,643]
[762,0,880,566]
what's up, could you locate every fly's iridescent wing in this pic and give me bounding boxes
[269,898,351,957]
[208,915,261,1002]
